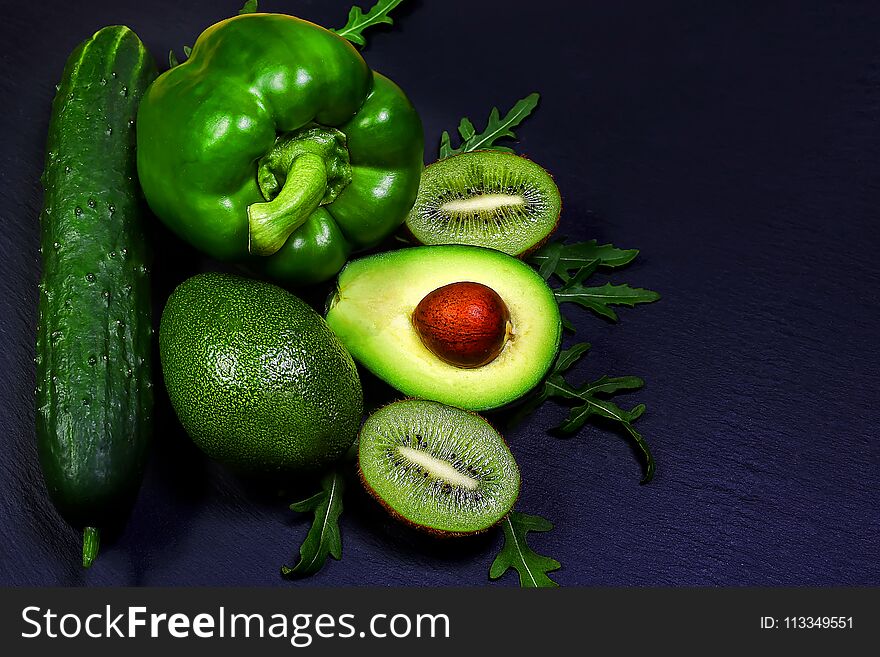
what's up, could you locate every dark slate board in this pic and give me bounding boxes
[1,0,878,586]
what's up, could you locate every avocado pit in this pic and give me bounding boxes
[412,281,511,368]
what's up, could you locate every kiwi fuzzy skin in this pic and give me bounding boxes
[356,398,520,538]
[358,468,505,539]
[407,150,562,258]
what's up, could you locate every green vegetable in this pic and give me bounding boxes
[238,0,258,14]
[333,0,406,46]
[520,237,657,482]
[176,0,405,66]
[159,273,364,472]
[529,238,659,322]
[489,511,561,587]
[529,238,640,277]
[439,93,540,159]
[35,25,157,567]
[554,272,661,322]
[282,468,346,578]
[514,343,655,484]
[137,12,424,285]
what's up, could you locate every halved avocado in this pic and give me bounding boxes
[325,245,561,411]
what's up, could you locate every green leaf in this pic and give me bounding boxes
[505,388,550,428]
[439,131,453,159]
[168,44,193,70]
[281,470,345,578]
[529,238,640,281]
[547,372,653,483]
[518,346,655,483]
[333,0,406,47]
[517,236,659,480]
[505,343,591,426]
[568,261,600,286]
[553,342,592,374]
[439,93,540,158]
[577,374,645,396]
[457,117,476,142]
[555,281,661,322]
[547,375,644,430]
[534,240,563,281]
[622,420,655,483]
[238,0,258,14]
[489,512,561,587]
[528,237,658,324]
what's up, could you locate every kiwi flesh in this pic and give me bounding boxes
[358,399,520,536]
[405,151,561,256]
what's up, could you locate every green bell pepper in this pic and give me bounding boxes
[136,13,424,284]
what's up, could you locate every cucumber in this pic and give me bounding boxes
[35,26,158,567]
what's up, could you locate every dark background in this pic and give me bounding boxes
[1,0,878,586]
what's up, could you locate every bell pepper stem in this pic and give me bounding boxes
[248,153,328,256]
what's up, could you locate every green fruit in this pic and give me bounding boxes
[405,151,561,256]
[35,26,158,568]
[159,272,363,471]
[358,400,520,535]
[325,245,562,411]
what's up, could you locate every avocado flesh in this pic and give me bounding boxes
[325,246,561,411]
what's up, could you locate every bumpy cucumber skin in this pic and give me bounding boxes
[35,26,157,532]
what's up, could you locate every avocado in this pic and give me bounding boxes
[159,272,363,471]
[325,246,562,411]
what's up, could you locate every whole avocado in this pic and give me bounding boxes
[159,272,363,471]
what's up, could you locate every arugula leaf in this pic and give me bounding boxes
[508,343,591,424]
[555,280,661,322]
[281,470,345,578]
[547,375,645,431]
[550,372,654,483]
[168,45,192,69]
[238,0,259,13]
[553,342,593,373]
[524,344,655,483]
[529,239,640,282]
[439,93,540,158]
[333,0,406,47]
[489,512,561,587]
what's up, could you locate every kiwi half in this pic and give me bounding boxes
[358,399,520,536]
[405,151,561,256]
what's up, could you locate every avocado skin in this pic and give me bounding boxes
[159,272,363,471]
